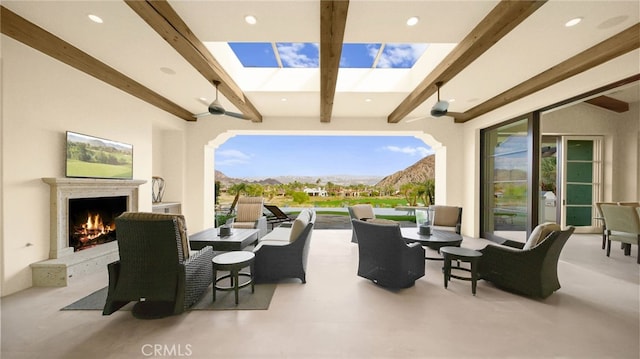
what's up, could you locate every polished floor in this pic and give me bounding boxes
[1,230,639,359]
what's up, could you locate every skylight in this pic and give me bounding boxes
[228,42,428,69]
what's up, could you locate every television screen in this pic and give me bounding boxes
[66,131,133,179]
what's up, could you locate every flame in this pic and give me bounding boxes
[77,213,115,242]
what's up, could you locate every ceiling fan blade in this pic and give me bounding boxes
[224,111,250,120]
[193,112,212,119]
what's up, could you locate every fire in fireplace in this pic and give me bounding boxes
[68,196,127,251]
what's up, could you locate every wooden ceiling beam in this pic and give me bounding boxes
[0,6,194,121]
[388,0,546,123]
[456,23,640,123]
[585,95,629,113]
[320,0,349,123]
[126,0,263,122]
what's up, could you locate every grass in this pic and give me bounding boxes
[67,159,132,178]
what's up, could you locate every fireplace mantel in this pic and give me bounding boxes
[42,177,146,259]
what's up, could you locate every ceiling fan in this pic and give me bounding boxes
[406,81,464,123]
[193,80,249,120]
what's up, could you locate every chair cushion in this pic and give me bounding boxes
[368,218,397,225]
[432,206,460,227]
[289,210,310,242]
[236,202,263,222]
[523,222,561,250]
[351,204,375,220]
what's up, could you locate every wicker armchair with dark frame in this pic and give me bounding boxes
[102,212,214,318]
[352,219,425,288]
[478,225,574,299]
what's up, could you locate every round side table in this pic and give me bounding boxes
[212,251,255,305]
[440,246,482,296]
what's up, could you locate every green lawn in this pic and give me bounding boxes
[67,159,132,178]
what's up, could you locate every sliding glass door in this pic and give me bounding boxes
[481,115,539,243]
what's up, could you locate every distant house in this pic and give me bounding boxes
[304,187,328,197]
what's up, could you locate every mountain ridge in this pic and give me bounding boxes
[216,154,435,188]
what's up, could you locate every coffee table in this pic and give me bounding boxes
[189,227,259,251]
[401,228,463,260]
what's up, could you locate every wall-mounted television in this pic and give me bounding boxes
[66,131,133,179]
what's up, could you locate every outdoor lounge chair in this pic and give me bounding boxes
[103,212,214,318]
[263,204,295,229]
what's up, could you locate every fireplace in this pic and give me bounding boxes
[33,178,145,286]
[68,196,127,251]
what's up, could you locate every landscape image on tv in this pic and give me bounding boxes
[66,131,133,179]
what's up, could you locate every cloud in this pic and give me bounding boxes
[376,44,428,68]
[276,43,319,68]
[383,145,433,157]
[215,149,252,166]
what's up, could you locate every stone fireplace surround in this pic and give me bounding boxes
[31,178,146,286]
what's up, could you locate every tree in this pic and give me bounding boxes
[292,191,310,204]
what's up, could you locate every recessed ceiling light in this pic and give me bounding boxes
[448,98,456,103]
[245,15,257,25]
[160,67,176,75]
[281,98,287,102]
[88,14,103,24]
[406,16,419,26]
[565,17,583,27]
[365,98,372,102]
[199,97,208,102]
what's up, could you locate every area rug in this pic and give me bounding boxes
[61,284,276,311]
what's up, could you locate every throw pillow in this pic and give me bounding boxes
[289,211,309,242]
[523,222,560,250]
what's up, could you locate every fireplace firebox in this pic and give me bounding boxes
[68,196,127,251]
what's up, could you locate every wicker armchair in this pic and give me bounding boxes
[478,227,574,298]
[253,209,316,283]
[352,219,425,288]
[103,212,214,318]
[232,196,268,239]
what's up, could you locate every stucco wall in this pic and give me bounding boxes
[1,37,182,295]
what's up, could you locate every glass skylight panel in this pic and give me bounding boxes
[340,43,381,68]
[227,42,429,69]
[275,43,319,68]
[376,43,429,68]
[228,42,278,67]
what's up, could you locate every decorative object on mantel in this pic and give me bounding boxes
[152,176,165,203]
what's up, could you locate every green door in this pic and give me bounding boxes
[562,136,602,229]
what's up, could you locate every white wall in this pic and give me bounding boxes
[1,37,182,295]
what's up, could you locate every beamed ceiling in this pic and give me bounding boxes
[1,0,639,124]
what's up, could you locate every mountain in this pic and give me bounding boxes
[215,170,281,186]
[215,156,434,188]
[375,155,435,189]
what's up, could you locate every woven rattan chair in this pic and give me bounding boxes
[352,219,425,288]
[430,205,463,234]
[478,226,574,298]
[600,204,640,263]
[103,212,214,318]
[252,209,315,283]
[232,196,267,239]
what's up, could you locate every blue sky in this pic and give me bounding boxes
[215,135,433,178]
[228,42,428,68]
